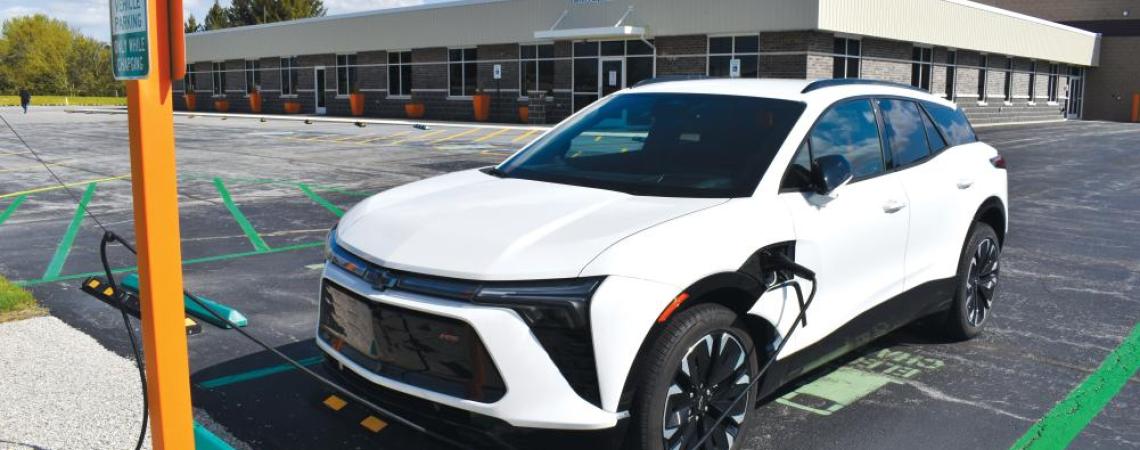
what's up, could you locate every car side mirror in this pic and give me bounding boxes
[811,154,854,196]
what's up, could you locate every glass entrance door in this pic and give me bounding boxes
[314,67,327,115]
[600,58,624,97]
[1066,68,1084,119]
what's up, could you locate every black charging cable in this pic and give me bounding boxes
[690,253,818,450]
[96,231,468,450]
[99,233,149,450]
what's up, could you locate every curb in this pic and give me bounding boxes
[66,107,554,131]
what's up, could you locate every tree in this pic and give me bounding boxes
[185,14,202,33]
[0,15,74,95]
[226,0,327,27]
[205,0,230,30]
[67,35,116,96]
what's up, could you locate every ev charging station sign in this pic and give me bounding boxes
[110,0,149,80]
[729,58,742,78]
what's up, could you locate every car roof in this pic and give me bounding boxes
[624,78,959,110]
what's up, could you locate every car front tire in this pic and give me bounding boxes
[630,303,758,450]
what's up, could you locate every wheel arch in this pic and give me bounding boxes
[975,196,1007,246]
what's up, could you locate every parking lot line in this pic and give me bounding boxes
[430,128,480,144]
[390,129,448,145]
[15,241,325,287]
[362,130,412,143]
[0,161,70,174]
[473,128,510,142]
[198,356,324,389]
[511,129,538,143]
[213,177,271,253]
[1010,321,1140,450]
[0,174,129,200]
[299,183,345,217]
[0,150,29,157]
[42,183,96,280]
[0,195,26,227]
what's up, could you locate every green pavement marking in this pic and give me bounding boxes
[15,241,324,287]
[0,195,27,226]
[213,177,270,253]
[198,356,324,389]
[777,348,946,416]
[42,183,96,280]
[299,183,345,217]
[1010,322,1140,450]
[181,173,375,197]
[194,420,237,450]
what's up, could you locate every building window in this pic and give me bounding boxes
[978,55,988,101]
[211,62,225,96]
[245,60,260,93]
[833,38,860,79]
[1003,57,1014,102]
[388,51,412,97]
[911,47,933,91]
[570,40,654,112]
[280,57,298,96]
[1028,61,1037,101]
[573,42,599,111]
[520,44,555,97]
[186,64,197,92]
[708,35,759,78]
[945,51,956,100]
[336,54,358,96]
[449,48,478,97]
[1047,63,1059,102]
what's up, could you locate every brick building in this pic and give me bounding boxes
[180,0,1100,125]
[974,0,1137,122]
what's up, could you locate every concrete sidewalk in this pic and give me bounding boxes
[0,316,245,450]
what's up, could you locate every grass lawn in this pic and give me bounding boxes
[0,275,45,322]
[0,96,126,107]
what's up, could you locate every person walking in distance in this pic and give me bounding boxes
[18,89,30,114]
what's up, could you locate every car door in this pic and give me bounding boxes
[879,98,965,288]
[778,98,910,355]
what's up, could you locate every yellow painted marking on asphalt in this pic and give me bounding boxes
[0,151,30,157]
[0,160,72,173]
[360,416,388,433]
[391,129,449,145]
[430,128,480,144]
[511,129,539,143]
[0,174,130,199]
[594,135,603,142]
[334,136,358,142]
[362,130,412,143]
[323,395,348,411]
[473,128,510,142]
[480,149,513,156]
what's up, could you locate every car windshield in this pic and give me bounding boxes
[496,93,805,198]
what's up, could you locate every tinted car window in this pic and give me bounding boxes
[877,99,930,167]
[920,107,948,153]
[781,140,813,191]
[498,93,805,198]
[924,102,977,146]
[809,99,884,178]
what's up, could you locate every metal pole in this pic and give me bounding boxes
[124,0,195,447]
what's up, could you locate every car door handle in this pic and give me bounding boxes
[957,178,975,190]
[882,200,907,213]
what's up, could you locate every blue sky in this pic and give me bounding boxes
[0,0,445,41]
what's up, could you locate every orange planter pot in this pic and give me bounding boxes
[472,93,491,122]
[349,93,366,117]
[248,92,263,113]
[283,101,302,114]
[183,94,197,111]
[518,105,530,124]
[214,99,230,112]
[405,102,425,119]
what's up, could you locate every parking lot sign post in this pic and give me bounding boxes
[117,0,195,448]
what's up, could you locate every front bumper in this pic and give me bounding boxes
[318,264,620,430]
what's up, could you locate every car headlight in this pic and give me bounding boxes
[325,227,372,280]
[474,278,603,329]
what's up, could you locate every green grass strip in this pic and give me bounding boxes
[0,195,27,226]
[197,356,324,389]
[1010,322,1140,450]
[213,177,270,253]
[298,183,345,217]
[14,241,324,287]
[42,183,96,280]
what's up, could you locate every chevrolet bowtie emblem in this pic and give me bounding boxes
[372,269,398,290]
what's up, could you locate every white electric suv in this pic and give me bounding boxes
[317,78,1007,449]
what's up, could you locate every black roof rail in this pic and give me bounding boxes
[801,78,927,94]
[633,75,712,88]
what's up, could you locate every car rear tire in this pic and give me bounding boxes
[943,222,1001,340]
[629,303,758,450]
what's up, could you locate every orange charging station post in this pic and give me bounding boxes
[116,0,194,447]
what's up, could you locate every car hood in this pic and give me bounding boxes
[336,169,726,280]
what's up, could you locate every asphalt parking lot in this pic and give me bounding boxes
[0,107,1137,449]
